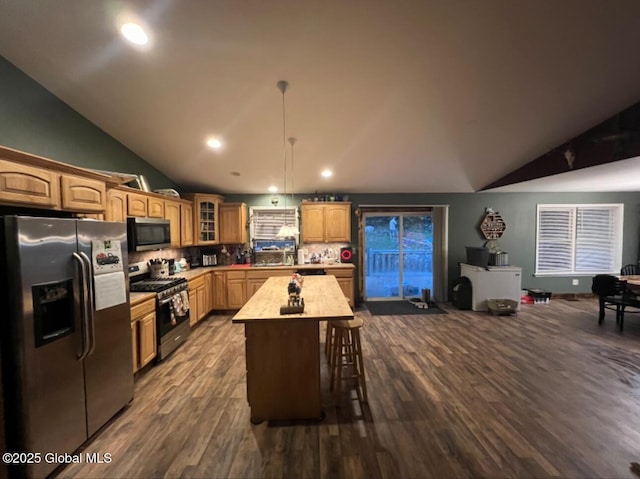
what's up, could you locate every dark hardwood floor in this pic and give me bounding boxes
[59,298,640,479]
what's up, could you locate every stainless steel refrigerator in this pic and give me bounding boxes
[0,216,134,479]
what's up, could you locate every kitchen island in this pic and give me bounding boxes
[232,275,353,423]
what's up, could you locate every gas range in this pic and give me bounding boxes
[130,277,189,301]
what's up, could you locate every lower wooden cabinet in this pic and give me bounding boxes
[130,320,138,373]
[189,287,198,327]
[138,311,157,367]
[226,271,247,309]
[188,275,206,326]
[212,271,226,309]
[130,297,157,373]
[332,269,355,307]
[204,272,213,313]
[246,270,291,301]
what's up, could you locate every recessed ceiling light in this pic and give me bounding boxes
[321,169,333,178]
[120,23,148,45]
[268,186,278,193]
[206,138,223,149]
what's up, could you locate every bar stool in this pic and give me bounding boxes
[329,317,367,404]
[324,298,351,363]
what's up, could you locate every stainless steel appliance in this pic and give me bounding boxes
[0,216,134,479]
[202,254,217,266]
[130,273,190,361]
[126,217,171,251]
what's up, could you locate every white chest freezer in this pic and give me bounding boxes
[459,263,522,311]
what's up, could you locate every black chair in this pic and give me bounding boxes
[620,264,640,276]
[591,274,640,331]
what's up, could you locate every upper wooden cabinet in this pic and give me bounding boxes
[180,202,194,247]
[127,191,148,217]
[184,193,223,245]
[164,200,181,248]
[301,202,351,243]
[0,146,115,213]
[105,188,127,222]
[219,202,247,244]
[60,174,106,212]
[147,196,165,218]
[0,160,61,209]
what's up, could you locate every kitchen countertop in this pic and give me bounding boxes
[129,291,156,306]
[232,275,353,322]
[176,263,355,282]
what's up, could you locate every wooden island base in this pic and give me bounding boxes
[232,275,353,422]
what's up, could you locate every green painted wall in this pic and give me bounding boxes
[226,191,640,297]
[0,56,177,190]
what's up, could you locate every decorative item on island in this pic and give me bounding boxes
[280,273,305,314]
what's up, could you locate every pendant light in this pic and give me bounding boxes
[276,80,300,238]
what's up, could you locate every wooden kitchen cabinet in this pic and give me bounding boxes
[197,283,206,321]
[127,191,148,217]
[226,270,247,309]
[180,202,194,247]
[246,269,292,300]
[212,271,226,309]
[131,321,139,373]
[60,174,106,212]
[0,159,61,209]
[105,188,127,222]
[204,272,213,315]
[301,202,351,243]
[147,196,165,218]
[130,297,157,373]
[164,200,181,247]
[188,288,198,327]
[189,275,206,326]
[331,268,355,306]
[138,311,157,368]
[184,193,223,245]
[219,202,247,244]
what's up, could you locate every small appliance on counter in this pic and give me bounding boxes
[202,254,217,266]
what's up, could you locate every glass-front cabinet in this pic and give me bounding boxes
[184,193,223,245]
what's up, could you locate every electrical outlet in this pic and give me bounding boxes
[572,279,579,286]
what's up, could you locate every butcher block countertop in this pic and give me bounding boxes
[232,275,353,323]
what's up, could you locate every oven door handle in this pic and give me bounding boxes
[159,290,189,310]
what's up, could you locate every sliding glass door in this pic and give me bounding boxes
[363,213,433,300]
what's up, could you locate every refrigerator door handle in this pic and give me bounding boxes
[80,252,96,356]
[73,252,91,360]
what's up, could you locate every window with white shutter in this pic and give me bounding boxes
[249,207,298,242]
[535,204,623,275]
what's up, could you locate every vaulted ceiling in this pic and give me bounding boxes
[2,1,640,194]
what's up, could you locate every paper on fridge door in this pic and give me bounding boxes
[94,271,127,311]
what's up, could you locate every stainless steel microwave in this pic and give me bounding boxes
[127,217,171,251]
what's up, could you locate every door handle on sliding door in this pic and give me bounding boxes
[73,252,90,360]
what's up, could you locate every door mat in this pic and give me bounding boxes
[365,300,448,316]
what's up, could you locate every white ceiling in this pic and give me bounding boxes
[2,0,640,194]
